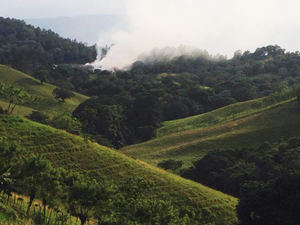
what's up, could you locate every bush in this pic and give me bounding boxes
[158,160,183,171]
[50,113,82,135]
[27,111,49,124]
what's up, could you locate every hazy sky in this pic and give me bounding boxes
[2,0,300,69]
[0,0,127,19]
[93,0,300,69]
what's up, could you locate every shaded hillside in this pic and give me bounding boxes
[121,94,300,169]
[0,114,238,225]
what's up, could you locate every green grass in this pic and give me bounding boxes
[122,96,300,169]
[0,65,88,116]
[0,114,238,225]
[157,94,295,137]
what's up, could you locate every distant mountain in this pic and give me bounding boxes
[25,14,128,46]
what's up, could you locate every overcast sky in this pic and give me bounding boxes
[2,0,300,69]
[0,0,127,19]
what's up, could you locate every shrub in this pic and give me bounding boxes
[27,111,49,124]
[50,113,82,135]
[158,160,183,171]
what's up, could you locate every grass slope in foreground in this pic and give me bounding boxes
[0,114,238,225]
[0,64,88,116]
[122,95,300,169]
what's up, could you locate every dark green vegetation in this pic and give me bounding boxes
[183,138,300,225]
[72,45,300,147]
[2,17,300,148]
[0,114,238,225]
[0,17,96,75]
[122,91,300,168]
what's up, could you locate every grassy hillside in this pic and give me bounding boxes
[122,95,300,169]
[0,114,238,225]
[0,64,88,116]
[157,93,296,137]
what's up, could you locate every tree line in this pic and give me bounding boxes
[182,138,300,225]
[0,17,96,75]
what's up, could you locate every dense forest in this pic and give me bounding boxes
[182,137,300,225]
[0,17,96,74]
[67,46,300,147]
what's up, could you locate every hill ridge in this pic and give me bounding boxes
[122,94,300,169]
[0,114,238,224]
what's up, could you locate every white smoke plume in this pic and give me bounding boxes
[92,0,300,70]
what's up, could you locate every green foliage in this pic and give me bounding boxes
[0,17,96,74]
[50,113,82,135]
[158,160,183,171]
[122,93,300,169]
[183,138,300,196]
[237,175,300,225]
[0,143,19,195]
[67,180,103,225]
[33,69,49,84]
[0,65,88,117]
[182,138,300,224]
[0,82,37,114]
[52,88,75,102]
[32,211,45,225]
[73,98,128,148]
[27,110,49,124]
[0,114,238,225]
[0,199,18,223]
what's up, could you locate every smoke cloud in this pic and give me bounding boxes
[92,0,300,70]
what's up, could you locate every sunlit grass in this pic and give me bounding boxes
[0,114,238,225]
[122,96,300,168]
[0,64,88,116]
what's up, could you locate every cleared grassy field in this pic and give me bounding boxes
[157,93,296,137]
[122,96,300,169]
[0,65,88,116]
[0,114,238,225]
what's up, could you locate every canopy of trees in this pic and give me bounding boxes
[0,17,96,74]
[182,138,300,225]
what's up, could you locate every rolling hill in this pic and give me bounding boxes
[0,64,88,116]
[121,92,300,169]
[0,114,238,224]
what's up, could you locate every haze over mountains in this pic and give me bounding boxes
[25,14,127,46]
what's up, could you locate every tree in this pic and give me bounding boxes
[3,85,25,113]
[50,113,82,135]
[27,111,49,124]
[237,175,300,225]
[67,180,99,225]
[158,160,183,171]
[38,166,61,222]
[73,98,127,148]
[34,69,49,84]
[0,144,19,195]
[52,88,75,102]
[16,155,51,216]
